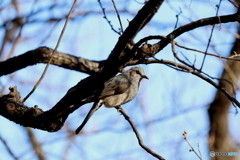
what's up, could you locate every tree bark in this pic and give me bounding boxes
[208,27,240,160]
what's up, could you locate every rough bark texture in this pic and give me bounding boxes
[0,0,164,132]
[0,47,106,76]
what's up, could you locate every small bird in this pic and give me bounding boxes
[75,66,148,134]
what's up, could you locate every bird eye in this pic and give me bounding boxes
[136,70,141,75]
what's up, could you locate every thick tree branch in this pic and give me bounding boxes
[1,0,239,135]
[138,59,240,108]
[0,47,106,76]
[1,10,239,77]
[105,0,164,70]
[158,11,240,52]
[0,0,164,132]
[0,86,66,131]
[0,86,96,132]
[133,10,240,59]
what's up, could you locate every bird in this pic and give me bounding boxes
[75,66,148,134]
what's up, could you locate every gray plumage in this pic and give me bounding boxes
[76,66,148,134]
[99,66,148,107]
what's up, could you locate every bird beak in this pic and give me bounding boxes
[142,75,149,79]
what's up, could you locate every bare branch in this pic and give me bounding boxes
[200,0,223,70]
[0,1,165,132]
[0,135,18,160]
[157,11,240,56]
[174,7,182,30]
[25,127,46,160]
[182,131,202,160]
[106,0,164,69]
[2,11,240,78]
[22,0,78,102]
[175,42,240,61]
[98,0,121,35]
[111,0,124,33]
[115,106,165,160]
[0,86,92,132]
[0,47,106,76]
[138,59,240,108]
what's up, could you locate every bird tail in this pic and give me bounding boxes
[75,99,103,134]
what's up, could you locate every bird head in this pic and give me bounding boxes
[129,66,148,81]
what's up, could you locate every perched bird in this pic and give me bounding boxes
[75,66,148,134]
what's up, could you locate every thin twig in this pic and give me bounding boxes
[171,40,239,97]
[139,58,240,108]
[200,0,222,70]
[185,139,202,159]
[171,40,194,69]
[22,0,78,102]
[138,43,238,99]
[198,143,202,158]
[175,42,240,61]
[111,0,124,34]
[183,131,202,160]
[25,127,46,160]
[115,106,165,160]
[0,136,18,160]
[98,0,121,35]
[135,35,240,61]
[139,42,238,100]
[174,7,182,30]
[180,51,193,65]
[208,0,217,10]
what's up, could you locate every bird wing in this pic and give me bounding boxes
[98,73,131,98]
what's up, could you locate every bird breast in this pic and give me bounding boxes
[102,84,139,108]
